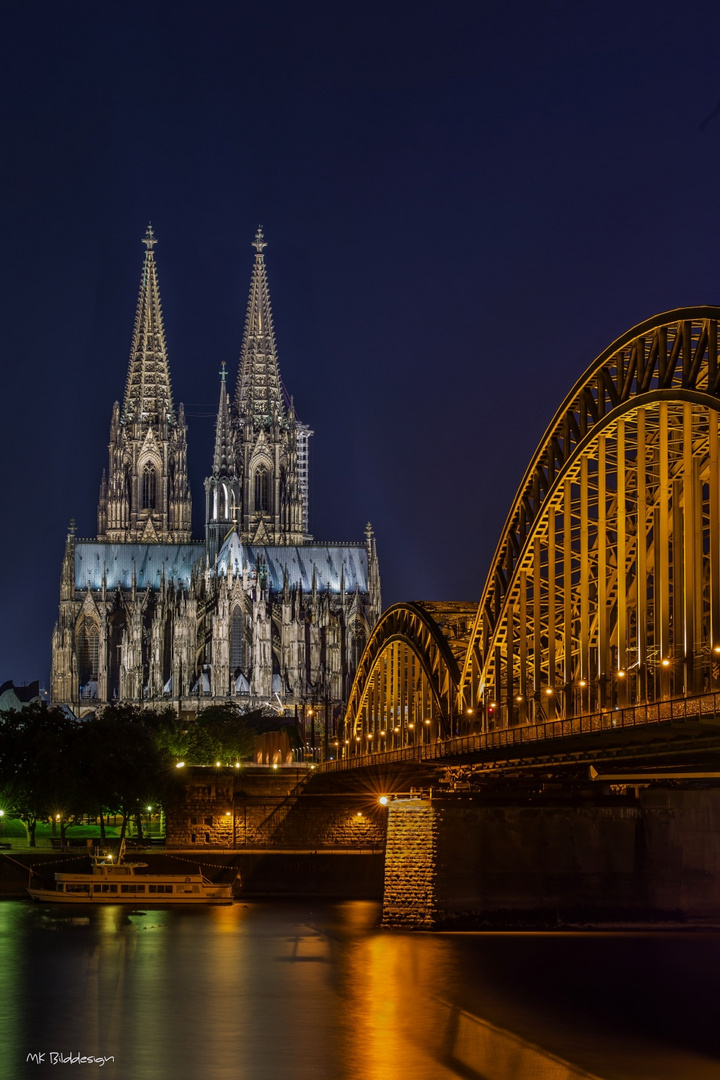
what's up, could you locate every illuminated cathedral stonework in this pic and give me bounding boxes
[51,227,381,719]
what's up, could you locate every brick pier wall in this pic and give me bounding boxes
[383,789,720,928]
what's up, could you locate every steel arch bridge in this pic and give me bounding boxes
[339,306,720,762]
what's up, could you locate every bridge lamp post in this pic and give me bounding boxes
[544,686,555,721]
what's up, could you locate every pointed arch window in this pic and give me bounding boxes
[255,469,270,514]
[78,618,100,684]
[142,464,157,510]
[230,607,244,674]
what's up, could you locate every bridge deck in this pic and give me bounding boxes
[323,691,720,774]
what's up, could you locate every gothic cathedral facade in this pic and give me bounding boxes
[51,227,381,723]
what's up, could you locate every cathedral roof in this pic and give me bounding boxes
[75,542,203,591]
[74,538,371,595]
[234,227,289,423]
[122,224,175,425]
[218,534,370,593]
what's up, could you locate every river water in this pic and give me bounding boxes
[2,900,720,1080]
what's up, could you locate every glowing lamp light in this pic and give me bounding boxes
[55,814,61,821]
[273,764,278,770]
[714,645,720,655]
[307,709,314,717]
[215,761,221,767]
[393,726,400,732]
[466,708,474,715]
[234,762,241,768]
[0,810,4,818]
[146,806,152,812]
[176,762,185,769]
[516,695,523,703]
[579,680,587,688]
[379,796,389,806]
[424,719,431,725]
[662,658,671,668]
[490,702,497,709]
[225,811,231,816]
[545,688,553,696]
[408,723,415,730]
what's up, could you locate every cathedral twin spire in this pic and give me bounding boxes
[97,223,310,551]
[234,227,288,424]
[208,226,310,552]
[97,224,190,543]
[123,224,175,427]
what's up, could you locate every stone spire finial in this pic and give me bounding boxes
[252,226,267,254]
[143,223,157,250]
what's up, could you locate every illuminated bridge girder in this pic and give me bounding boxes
[461,308,720,731]
[343,308,720,762]
[341,602,475,758]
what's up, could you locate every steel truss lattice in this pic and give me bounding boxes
[344,308,720,752]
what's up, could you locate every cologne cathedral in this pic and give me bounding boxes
[51,227,381,721]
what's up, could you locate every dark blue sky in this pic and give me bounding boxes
[3,1,720,687]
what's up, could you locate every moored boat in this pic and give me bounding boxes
[27,842,237,904]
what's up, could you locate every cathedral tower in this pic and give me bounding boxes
[221,228,311,546]
[98,225,191,543]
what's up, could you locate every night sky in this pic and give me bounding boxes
[3,1,720,688]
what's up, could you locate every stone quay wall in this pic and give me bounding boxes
[166,767,386,851]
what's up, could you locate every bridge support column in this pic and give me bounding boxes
[382,788,720,930]
[382,797,439,928]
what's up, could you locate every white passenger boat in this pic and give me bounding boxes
[27,843,237,904]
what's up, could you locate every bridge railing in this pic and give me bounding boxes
[321,690,720,772]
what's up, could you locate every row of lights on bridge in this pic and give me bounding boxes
[470,648,720,711]
[333,720,433,746]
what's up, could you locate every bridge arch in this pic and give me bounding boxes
[342,602,475,757]
[342,307,720,758]
[460,307,720,728]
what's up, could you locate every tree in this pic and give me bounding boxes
[84,707,185,842]
[0,704,83,845]
[195,703,256,762]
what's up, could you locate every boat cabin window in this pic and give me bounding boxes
[65,884,90,893]
[148,884,173,894]
[120,885,146,893]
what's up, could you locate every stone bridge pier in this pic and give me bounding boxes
[382,788,720,929]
